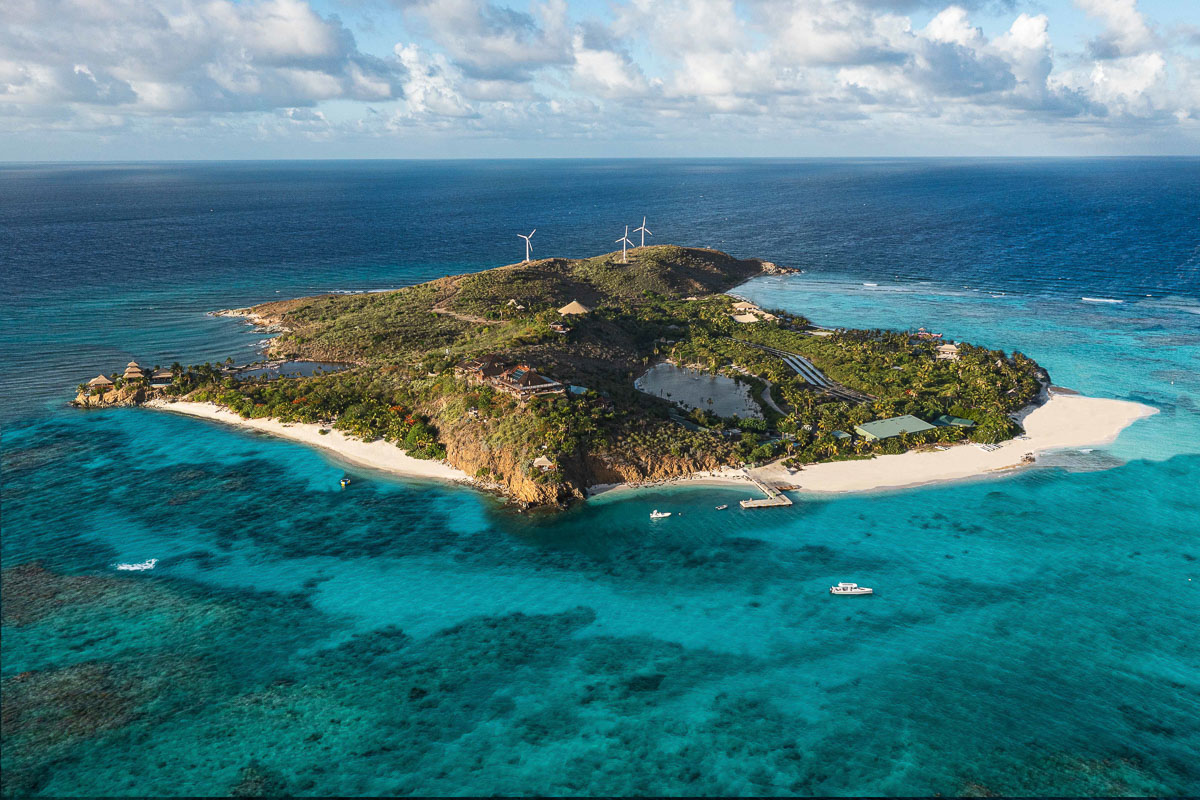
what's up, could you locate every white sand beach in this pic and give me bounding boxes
[149,390,1154,501]
[145,400,472,484]
[592,391,1158,499]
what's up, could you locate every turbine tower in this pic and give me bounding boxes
[518,229,536,262]
[634,216,652,247]
[615,225,634,263]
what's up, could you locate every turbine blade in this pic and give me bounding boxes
[529,229,536,236]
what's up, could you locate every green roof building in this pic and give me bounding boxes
[854,414,937,441]
[933,414,976,428]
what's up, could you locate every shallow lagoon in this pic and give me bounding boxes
[636,362,764,420]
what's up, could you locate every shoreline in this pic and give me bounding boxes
[145,399,474,486]
[590,390,1157,500]
[146,390,1156,505]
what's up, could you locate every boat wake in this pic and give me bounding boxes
[115,558,158,571]
[1082,297,1123,304]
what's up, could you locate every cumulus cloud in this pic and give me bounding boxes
[396,0,573,81]
[1,0,1197,152]
[0,0,403,120]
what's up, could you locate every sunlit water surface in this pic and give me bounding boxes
[2,160,1197,796]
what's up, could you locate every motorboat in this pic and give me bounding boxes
[829,582,872,595]
[340,477,351,488]
[115,559,158,572]
[715,504,728,510]
[649,510,671,519]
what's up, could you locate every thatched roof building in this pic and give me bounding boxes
[88,374,114,387]
[558,300,590,316]
[123,360,145,379]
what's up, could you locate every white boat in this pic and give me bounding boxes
[715,504,728,510]
[115,559,158,572]
[650,510,671,519]
[830,582,872,595]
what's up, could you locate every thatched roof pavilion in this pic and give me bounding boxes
[88,374,114,387]
[123,360,145,379]
[557,300,591,316]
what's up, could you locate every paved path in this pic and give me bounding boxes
[760,382,786,415]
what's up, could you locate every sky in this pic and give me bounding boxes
[2,0,1199,159]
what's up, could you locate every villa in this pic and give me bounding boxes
[533,455,556,471]
[491,364,565,399]
[150,368,173,388]
[88,374,114,390]
[936,343,961,361]
[455,354,506,382]
[854,414,937,441]
[934,414,976,428]
[123,361,145,381]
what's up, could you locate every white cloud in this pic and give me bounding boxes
[0,0,403,120]
[1,0,1197,153]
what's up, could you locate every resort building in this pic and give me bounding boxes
[457,355,566,399]
[558,300,591,316]
[549,322,571,334]
[455,354,506,382]
[532,456,556,471]
[913,327,943,341]
[854,414,937,441]
[150,368,173,388]
[934,414,976,428]
[730,300,777,322]
[123,361,145,381]
[491,364,565,399]
[935,343,960,361]
[88,374,114,390]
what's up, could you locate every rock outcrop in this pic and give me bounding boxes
[73,385,147,408]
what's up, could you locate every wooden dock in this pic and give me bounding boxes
[739,478,794,509]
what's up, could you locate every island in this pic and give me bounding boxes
[74,245,1155,508]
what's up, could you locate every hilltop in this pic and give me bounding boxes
[233,246,792,364]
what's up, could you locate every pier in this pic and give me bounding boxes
[739,477,794,509]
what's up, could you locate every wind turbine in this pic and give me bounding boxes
[634,216,652,248]
[615,225,634,263]
[518,229,535,262]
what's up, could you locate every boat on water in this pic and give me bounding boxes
[650,510,671,519]
[830,582,873,595]
[115,559,158,572]
[715,504,728,510]
[340,477,351,488]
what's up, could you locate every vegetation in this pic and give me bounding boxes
[119,246,1045,506]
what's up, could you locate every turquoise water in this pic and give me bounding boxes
[3,161,1198,796]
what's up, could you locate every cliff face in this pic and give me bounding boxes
[433,405,732,507]
[73,385,147,408]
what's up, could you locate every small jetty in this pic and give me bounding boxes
[739,477,794,509]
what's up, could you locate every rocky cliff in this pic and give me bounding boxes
[73,385,148,408]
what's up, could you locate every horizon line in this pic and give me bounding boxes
[4,154,1200,166]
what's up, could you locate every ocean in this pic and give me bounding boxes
[2,160,1198,796]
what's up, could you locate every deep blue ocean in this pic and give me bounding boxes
[2,160,1198,796]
